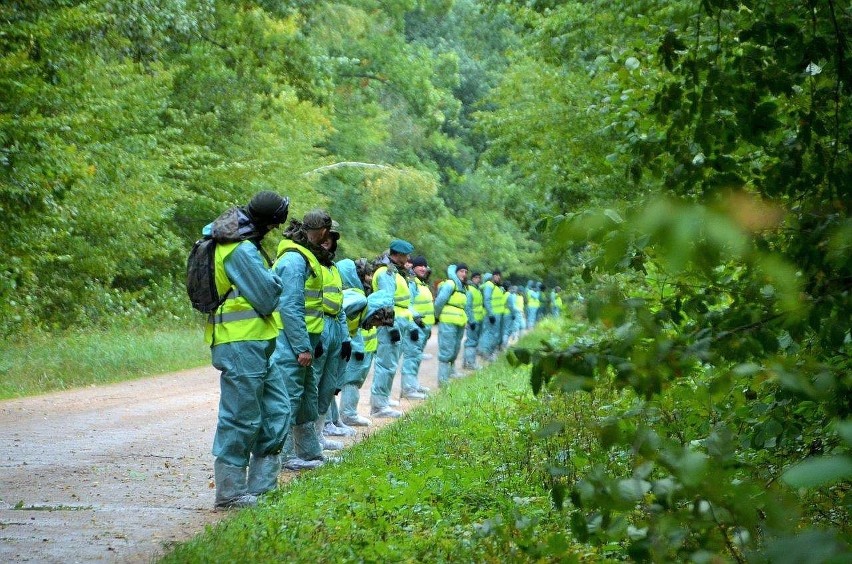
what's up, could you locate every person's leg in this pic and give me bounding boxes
[248,340,287,496]
[370,326,402,417]
[400,324,426,397]
[211,340,269,508]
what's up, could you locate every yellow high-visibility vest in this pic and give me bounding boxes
[205,242,278,345]
[372,265,413,320]
[412,278,435,325]
[438,280,467,326]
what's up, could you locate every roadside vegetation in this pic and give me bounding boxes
[0,319,208,399]
[162,329,597,563]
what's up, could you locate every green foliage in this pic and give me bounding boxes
[494,0,850,560]
[0,0,531,337]
[0,319,208,399]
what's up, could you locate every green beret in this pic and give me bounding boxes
[389,239,414,254]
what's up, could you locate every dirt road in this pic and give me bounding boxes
[0,339,441,563]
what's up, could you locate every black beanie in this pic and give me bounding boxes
[411,256,428,268]
[247,191,289,227]
[455,262,469,272]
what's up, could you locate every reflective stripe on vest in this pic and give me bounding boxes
[321,264,343,316]
[528,291,540,308]
[204,241,278,345]
[487,281,508,315]
[438,280,467,326]
[373,265,412,320]
[412,278,435,325]
[275,240,325,334]
[468,285,485,321]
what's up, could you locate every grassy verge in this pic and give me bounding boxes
[0,320,210,399]
[161,353,590,562]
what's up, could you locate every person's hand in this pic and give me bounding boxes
[389,328,401,342]
[410,330,419,342]
[489,315,496,324]
[353,351,365,361]
[468,323,476,331]
[297,351,313,367]
[340,341,352,361]
[314,341,324,358]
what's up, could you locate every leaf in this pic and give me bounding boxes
[837,420,852,447]
[625,57,640,71]
[536,420,564,438]
[531,363,545,396]
[551,482,566,510]
[782,455,852,488]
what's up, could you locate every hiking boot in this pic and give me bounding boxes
[340,414,372,427]
[370,407,402,418]
[417,385,431,393]
[401,391,427,400]
[388,399,400,407]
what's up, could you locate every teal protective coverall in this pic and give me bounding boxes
[207,227,287,505]
[433,265,470,387]
[270,249,323,464]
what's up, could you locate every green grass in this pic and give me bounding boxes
[0,320,210,399]
[160,356,589,563]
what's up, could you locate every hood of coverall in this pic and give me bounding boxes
[337,258,363,291]
[364,290,395,327]
[446,264,464,292]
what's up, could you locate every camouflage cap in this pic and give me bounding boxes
[302,208,333,230]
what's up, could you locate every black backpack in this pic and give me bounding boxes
[186,237,231,313]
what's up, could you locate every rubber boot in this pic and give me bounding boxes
[462,347,478,370]
[247,453,281,496]
[315,418,343,451]
[438,361,452,388]
[214,459,257,510]
[340,385,371,426]
[282,422,325,470]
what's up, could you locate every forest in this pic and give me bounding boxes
[2,0,850,561]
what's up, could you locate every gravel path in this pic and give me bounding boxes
[0,339,441,563]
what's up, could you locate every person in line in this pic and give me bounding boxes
[551,286,564,317]
[271,209,338,471]
[478,270,506,361]
[525,280,541,330]
[433,263,471,387]
[507,285,525,344]
[462,271,485,370]
[400,255,434,399]
[206,191,290,509]
[336,259,395,427]
[306,216,353,448]
[369,239,416,418]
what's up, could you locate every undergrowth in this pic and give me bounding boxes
[161,339,599,563]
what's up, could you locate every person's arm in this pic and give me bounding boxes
[272,252,311,353]
[482,283,495,317]
[433,281,452,319]
[224,241,282,315]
